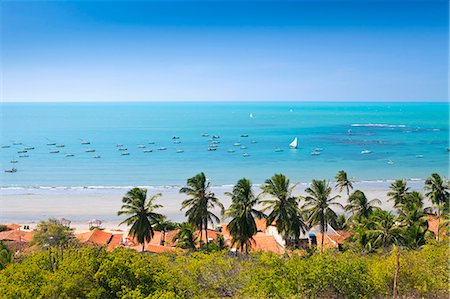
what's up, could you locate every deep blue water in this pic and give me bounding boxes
[0,102,448,187]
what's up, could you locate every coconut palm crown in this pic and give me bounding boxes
[335,170,353,195]
[224,178,265,254]
[303,179,342,252]
[180,172,224,246]
[118,188,164,252]
[260,174,306,245]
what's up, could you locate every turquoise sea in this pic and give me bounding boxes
[0,102,448,188]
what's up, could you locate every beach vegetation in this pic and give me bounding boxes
[303,179,342,252]
[345,190,381,221]
[0,241,448,298]
[335,170,353,195]
[180,172,224,246]
[260,174,306,248]
[117,188,164,252]
[224,178,265,254]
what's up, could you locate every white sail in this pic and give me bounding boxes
[289,137,298,149]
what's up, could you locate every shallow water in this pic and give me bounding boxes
[1,102,448,188]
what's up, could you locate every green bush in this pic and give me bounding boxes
[0,242,448,298]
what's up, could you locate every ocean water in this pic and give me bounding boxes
[0,102,448,188]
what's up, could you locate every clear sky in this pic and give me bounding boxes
[1,0,448,102]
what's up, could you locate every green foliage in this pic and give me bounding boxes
[173,222,196,250]
[118,188,164,252]
[225,178,265,253]
[33,218,75,248]
[303,179,342,251]
[0,241,12,270]
[0,225,7,232]
[346,190,381,221]
[261,173,306,247]
[335,170,353,195]
[180,172,224,245]
[0,242,448,298]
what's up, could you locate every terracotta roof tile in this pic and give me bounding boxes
[427,215,445,237]
[0,230,34,242]
[76,229,113,246]
[106,234,123,252]
[6,224,21,230]
[251,232,283,254]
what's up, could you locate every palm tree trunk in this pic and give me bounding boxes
[393,250,400,299]
[321,233,324,253]
[141,243,145,253]
[437,212,441,241]
[161,229,166,246]
[205,223,209,246]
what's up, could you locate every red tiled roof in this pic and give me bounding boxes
[106,234,123,252]
[76,229,113,246]
[145,244,183,253]
[251,232,283,254]
[0,230,34,242]
[195,229,223,243]
[6,224,21,230]
[427,215,445,237]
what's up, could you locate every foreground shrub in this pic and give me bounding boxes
[0,242,448,298]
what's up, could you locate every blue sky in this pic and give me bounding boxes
[1,0,448,102]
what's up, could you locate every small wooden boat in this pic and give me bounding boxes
[5,168,17,173]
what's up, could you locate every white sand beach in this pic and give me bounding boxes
[0,180,429,231]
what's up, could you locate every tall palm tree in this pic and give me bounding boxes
[424,174,449,241]
[425,173,449,215]
[345,190,381,220]
[180,172,224,246]
[224,178,265,254]
[387,179,410,207]
[335,170,353,195]
[118,188,164,252]
[303,179,342,253]
[260,174,306,247]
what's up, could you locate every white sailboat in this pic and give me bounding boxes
[289,137,298,149]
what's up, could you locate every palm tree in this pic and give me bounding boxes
[387,179,410,207]
[0,241,12,270]
[345,190,381,221]
[173,222,196,250]
[180,172,224,247]
[153,217,178,246]
[424,173,449,241]
[396,192,430,249]
[118,188,164,252]
[335,170,353,195]
[366,210,401,252]
[260,174,306,247]
[303,179,342,253]
[224,178,265,254]
[425,173,449,213]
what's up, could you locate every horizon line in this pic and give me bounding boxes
[1,100,448,104]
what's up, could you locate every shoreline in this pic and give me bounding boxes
[0,177,428,192]
[0,180,432,231]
